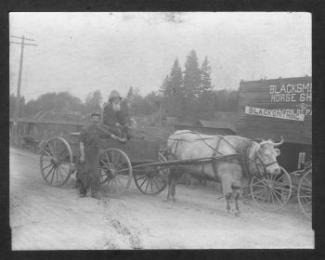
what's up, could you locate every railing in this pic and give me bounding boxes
[10,118,86,148]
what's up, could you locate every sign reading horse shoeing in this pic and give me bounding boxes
[268,81,312,117]
[241,76,312,122]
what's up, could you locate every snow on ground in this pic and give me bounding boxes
[10,147,314,249]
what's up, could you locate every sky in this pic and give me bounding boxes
[10,12,311,102]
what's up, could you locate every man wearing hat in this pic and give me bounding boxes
[103,90,130,139]
[78,112,123,199]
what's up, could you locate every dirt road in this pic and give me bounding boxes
[10,147,314,249]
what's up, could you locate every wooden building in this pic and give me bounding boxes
[236,76,312,172]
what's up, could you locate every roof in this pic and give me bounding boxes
[197,120,237,133]
[14,118,86,126]
[174,119,237,133]
[239,76,311,86]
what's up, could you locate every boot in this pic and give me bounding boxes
[79,183,88,198]
[79,192,87,198]
[91,191,101,200]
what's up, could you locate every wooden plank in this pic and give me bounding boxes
[100,138,160,162]
[16,118,86,127]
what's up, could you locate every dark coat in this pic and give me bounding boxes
[103,101,129,127]
[78,124,111,194]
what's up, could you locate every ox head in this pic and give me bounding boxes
[253,137,284,175]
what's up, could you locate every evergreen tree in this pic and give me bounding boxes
[159,75,170,97]
[126,86,135,115]
[160,59,184,118]
[168,59,184,117]
[127,86,134,100]
[159,75,170,115]
[183,50,201,99]
[196,56,214,119]
[169,59,183,95]
[183,50,201,120]
[200,56,212,93]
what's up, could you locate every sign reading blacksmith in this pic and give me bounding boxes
[268,78,312,117]
[240,76,312,122]
[237,76,312,144]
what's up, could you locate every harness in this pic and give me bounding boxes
[251,144,280,175]
[241,140,279,177]
[168,131,278,178]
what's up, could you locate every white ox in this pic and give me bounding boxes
[166,130,283,215]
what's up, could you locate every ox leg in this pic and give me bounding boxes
[166,171,173,201]
[221,174,234,214]
[170,172,180,202]
[225,193,232,213]
[166,169,178,202]
[232,187,241,217]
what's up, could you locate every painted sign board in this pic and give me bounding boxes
[237,76,312,145]
[244,106,305,121]
[239,76,312,117]
[268,80,312,117]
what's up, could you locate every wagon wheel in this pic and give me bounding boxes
[298,169,312,218]
[133,152,169,195]
[98,148,132,195]
[39,137,73,187]
[250,166,292,211]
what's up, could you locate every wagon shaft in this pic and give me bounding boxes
[133,153,241,170]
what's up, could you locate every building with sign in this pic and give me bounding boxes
[236,76,312,172]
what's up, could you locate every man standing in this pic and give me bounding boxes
[78,112,123,199]
[103,90,130,138]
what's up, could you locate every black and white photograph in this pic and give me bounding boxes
[9,12,312,249]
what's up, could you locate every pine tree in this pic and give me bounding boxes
[200,56,212,93]
[183,50,202,120]
[127,86,134,100]
[169,59,183,96]
[160,75,170,98]
[168,59,184,117]
[160,59,184,117]
[183,50,201,99]
[195,56,214,119]
[126,86,135,113]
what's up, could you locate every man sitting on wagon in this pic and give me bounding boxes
[77,112,125,199]
[103,90,131,140]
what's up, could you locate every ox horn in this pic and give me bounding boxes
[273,136,284,146]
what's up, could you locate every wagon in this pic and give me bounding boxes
[38,129,243,196]
[237,76,312,217]
[39,131,171,195]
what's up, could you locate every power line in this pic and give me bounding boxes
[10,41,38,46]
[11,35,35,41]
[10,34,37,145]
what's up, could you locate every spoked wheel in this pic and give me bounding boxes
[98,148,132,195]
[133,152,169,195]
[250,166,292,211]
[39,137,73,187]
[298,169,312,218]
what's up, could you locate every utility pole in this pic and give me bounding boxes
[10,35,37,145]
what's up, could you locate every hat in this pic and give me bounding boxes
[109,90,122,102]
